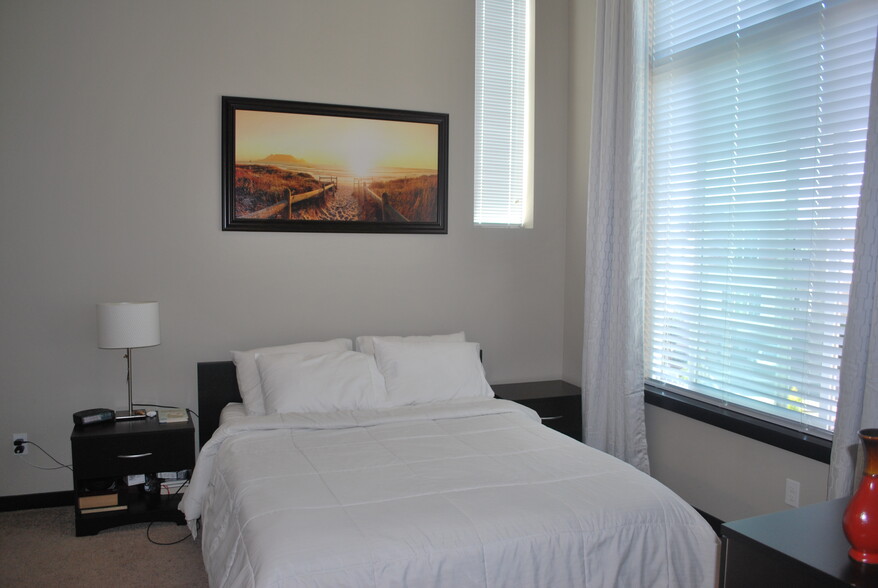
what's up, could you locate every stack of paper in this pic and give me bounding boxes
[157,408,188,423]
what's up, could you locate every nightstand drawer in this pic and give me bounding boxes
[72,427,193,479]
[492,380,583,440]
[521,395,582,438]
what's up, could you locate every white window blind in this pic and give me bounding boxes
[646,0,878,437]
[474,0,533,227]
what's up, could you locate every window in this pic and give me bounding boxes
[646,0,878,439]
[474,0,534,227]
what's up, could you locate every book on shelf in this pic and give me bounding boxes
[157,408,188,424]
[80,504,127,514]
[77,492,118,510]
[157,469,191,480]
[160,479,189,495]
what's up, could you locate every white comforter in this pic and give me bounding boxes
[181,399,718,587]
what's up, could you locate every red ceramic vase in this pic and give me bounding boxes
[843,428,878,564]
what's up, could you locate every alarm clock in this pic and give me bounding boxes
[73,408,116,427]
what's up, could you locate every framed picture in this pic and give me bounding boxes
[222,96,448,234]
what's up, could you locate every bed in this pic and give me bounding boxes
[181,336,719,587]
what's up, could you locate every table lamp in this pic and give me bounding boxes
[97,302,160,420]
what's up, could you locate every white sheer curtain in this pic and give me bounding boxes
[829,33,878,500]
[581,0,650,473]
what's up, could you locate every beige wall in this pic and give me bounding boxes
[0,0,569,497]
[645,406,830,521]
[563,0,593,386]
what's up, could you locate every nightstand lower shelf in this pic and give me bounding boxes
[75,493,186,537]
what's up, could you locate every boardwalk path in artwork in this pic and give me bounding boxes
[311,177,359,221]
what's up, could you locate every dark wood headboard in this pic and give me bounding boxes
[197,361,241,448]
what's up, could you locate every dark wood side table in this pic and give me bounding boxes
[492,380,582,440]
[721,497,878,587]
[70,417,195,536]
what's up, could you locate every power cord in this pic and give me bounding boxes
[128,406,198,545]
[146,482,195,545]
[14,439,73,471]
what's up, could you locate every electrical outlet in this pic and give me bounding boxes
[785,478,800,507]
[12,433,27,455]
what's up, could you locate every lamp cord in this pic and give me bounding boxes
[146,483,194,545]
[15,440,73,471]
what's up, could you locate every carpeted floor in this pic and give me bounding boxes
[0,506,208,587]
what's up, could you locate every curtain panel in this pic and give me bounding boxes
[582,0,650,473]
[829,31,878,500]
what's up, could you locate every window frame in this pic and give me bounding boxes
[474,0,535,228]
[644,385,832,463]
[642,0,878,452]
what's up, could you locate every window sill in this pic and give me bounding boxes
[473,223,532,229]
[644,385,831,464]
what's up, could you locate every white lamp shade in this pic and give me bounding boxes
[97,302,160,349]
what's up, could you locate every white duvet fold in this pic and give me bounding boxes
[182,398,719,587]
[181,399,541,525]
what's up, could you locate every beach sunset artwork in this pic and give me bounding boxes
[222,97,448,234]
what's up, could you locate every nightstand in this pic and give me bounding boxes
[70,417,195,536]
[492,380,582,440]
[720,498,878,587]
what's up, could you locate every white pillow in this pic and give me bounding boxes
[231,338,352,415]
[256,350,386,414]
[372,339,493,406]
[355,331,465,355]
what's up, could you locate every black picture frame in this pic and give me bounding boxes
[222,96,448,234]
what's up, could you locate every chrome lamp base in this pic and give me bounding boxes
[114,409,147,421]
